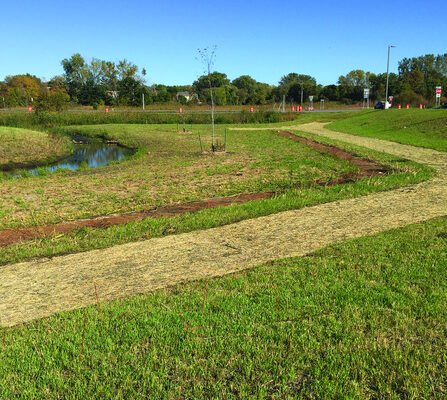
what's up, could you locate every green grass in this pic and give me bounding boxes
[1,216,446,399]
[0,126,72,169]
[0,109,298,129]
[0,126,432,266]
[328,109,447,151]
[0,123,360,229]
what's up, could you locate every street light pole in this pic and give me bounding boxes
[299,82,303,108]
[385,45,396,109]
[298,82,303,109]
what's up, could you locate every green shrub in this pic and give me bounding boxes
[35,91,70,112]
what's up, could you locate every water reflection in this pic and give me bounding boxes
[29,143,134,175]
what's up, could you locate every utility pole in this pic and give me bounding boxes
[385,45,396,109]
[299,82,303,109]
[142,93,145,110]
[282,95,285,113]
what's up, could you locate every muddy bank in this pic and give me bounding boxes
[0,131,389,247]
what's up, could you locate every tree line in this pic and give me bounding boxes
[0,52,446,110]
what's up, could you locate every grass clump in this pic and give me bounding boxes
[1,217,446,398]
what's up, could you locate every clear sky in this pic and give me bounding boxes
[1,0,445,86]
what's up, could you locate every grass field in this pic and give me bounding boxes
[328,109,447,151]
[0,124,357,229]
[1,111,445,398]
[1,216,446,399]
[0,126,71,169]
[0,123,432,266]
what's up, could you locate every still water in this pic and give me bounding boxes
[21,142,134,176]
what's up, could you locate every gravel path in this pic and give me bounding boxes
[1,123,446,327]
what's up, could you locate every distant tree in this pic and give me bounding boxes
[61,53,89,102]
[277,73,317,104]
[116,59,139,81]
[177,94,188,105]
[398,54,447,100]
[61,54,147,106]
[338,69,370,101]
[253,82,273,104]
[35,90,70,112]
[78,78,106,106]
[117,76,144,106]
[394,82,424,106]
[230,75,272,105]
[152,84,171,102]
[0,82,7,108]
[4,74,43,106]
[232,75,257,104]
[193,71,230,101]
[48,75,67,91]
[368,72,400,101]
[278,73,302,87]
[100,61,119,92]
[320,84,339,101]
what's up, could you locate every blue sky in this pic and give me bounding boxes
[1,0,445,86]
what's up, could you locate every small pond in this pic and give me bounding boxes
[5,140,135,177]
[34,142,134,174]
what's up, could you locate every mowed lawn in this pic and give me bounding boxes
[1,217,446,399]
[328,109,447,151]
[0,124,357,229]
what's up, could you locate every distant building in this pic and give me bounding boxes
[176,91,192,102]
[106,90,119,99]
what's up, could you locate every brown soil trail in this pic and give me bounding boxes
[1,123,446,327]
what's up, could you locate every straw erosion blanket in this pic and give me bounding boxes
[1,123,446,327]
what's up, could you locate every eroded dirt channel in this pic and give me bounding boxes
[0,131,388,247]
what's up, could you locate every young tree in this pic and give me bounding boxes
[197,46,218,152]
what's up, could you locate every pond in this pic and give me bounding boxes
[33,142,134,174]
[6,140,135,177]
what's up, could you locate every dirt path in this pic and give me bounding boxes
[1,123,446,328]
